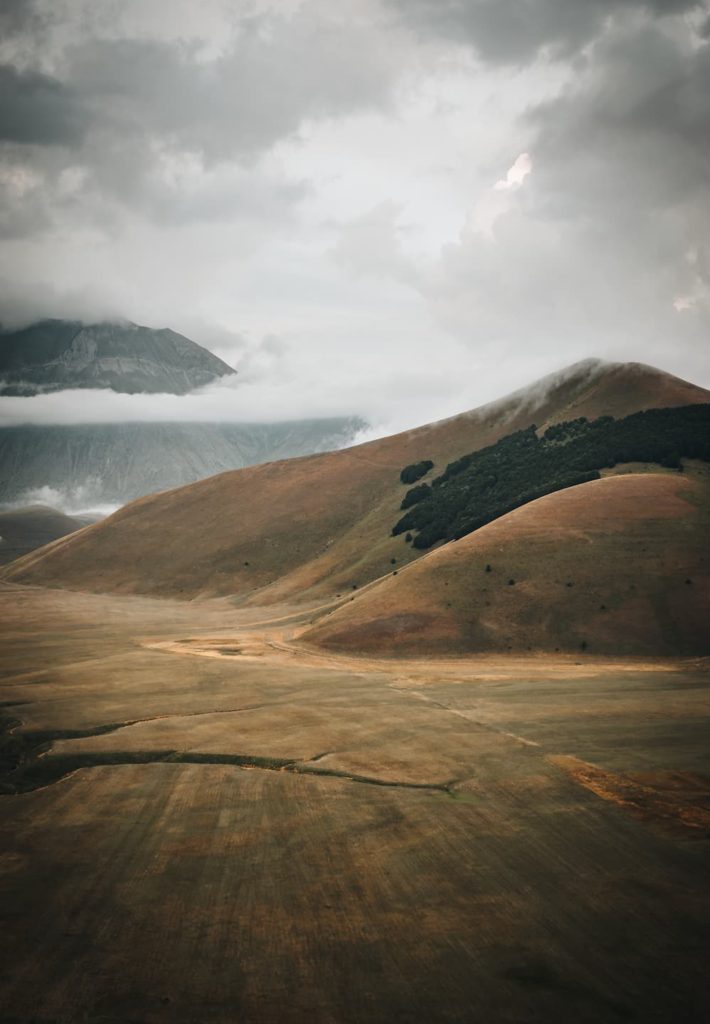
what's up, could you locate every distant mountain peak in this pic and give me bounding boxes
[0,318,236,395]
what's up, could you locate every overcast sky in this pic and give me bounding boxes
[1,0,709,434]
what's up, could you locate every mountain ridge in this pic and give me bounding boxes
[0,318,235,395]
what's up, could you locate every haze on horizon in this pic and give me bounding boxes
[1,0,709,437]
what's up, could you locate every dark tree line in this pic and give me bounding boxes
[393,403,710,549]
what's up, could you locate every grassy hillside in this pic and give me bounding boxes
[0,506,92,565]
[2,360,708,601]
[303,469,710,656]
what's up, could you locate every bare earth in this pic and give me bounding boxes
[1,582,709,1023]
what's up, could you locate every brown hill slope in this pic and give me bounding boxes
[0,505,94,566]
[302,470,710,657]
[2,359,708,601]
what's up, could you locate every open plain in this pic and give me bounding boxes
[1,581,709,1023]
[1,362,708,1021]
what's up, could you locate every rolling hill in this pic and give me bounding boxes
[302,469,710,656]
[0,505,94,566]
[3,358,708,628]
[0,318,235,395]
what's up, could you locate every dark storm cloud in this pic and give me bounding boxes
[0,64,87,145]
[389,0,702,62]
[66,22,391,163]
[0,5,395,238]
[527,24,710,220]
[426,11,710,389]
[520,21,710,357]
[0,0,37,34]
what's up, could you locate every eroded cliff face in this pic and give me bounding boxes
[0,319,236,395]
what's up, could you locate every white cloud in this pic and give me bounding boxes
[493,151,532,191]
[3,484,119,518]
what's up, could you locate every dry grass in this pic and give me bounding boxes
[0,583,709,1022]
[304,471,710,656]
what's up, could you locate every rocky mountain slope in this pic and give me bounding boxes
[0,319,235,395]
[0,418,365,510]
[4,359,708,643]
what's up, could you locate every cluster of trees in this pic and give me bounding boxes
[400,482,431,509]
[400,459,434,484]
[393,403,710,549]
[543,416,604,444]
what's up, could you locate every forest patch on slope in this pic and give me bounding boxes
[393,404,710,549]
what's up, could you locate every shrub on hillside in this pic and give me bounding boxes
[400,460,434,485]
[400,483,431,510]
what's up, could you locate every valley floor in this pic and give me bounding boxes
[0,582,709,1023]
